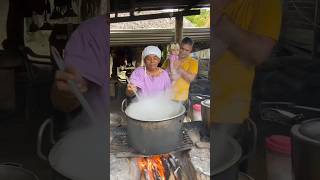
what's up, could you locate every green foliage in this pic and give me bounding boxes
[185,9,210,27]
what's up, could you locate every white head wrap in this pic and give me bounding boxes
[142,46,162,60]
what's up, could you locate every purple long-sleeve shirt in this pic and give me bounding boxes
[52,15,109,180]
[64,15,108,125]
[129,67,171,97]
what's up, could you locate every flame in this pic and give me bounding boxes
[137,155,166,180]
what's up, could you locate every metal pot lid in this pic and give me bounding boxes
[201,99,210,107]
[298,119,320,142]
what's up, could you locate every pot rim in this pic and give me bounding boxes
[292,124,320,146]
[201,99,210,108]
[124,104,186,122]
[212,136,242,175]
[239,172,255,180]
[0,165,39,180]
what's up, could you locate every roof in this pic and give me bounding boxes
[110,11,195,29]
[110,28,209,46]
[110,0,209,13]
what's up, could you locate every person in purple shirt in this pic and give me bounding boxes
[126,46,171,98]
[51,15,108,122]
[50,15,108,180]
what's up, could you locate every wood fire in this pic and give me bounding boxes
[136,154,182,180]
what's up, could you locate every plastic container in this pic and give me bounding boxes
[265,135,293,180]
[192,104,202,121]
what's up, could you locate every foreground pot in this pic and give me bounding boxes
[0,163,39,180]
[125,104,186,155]
[212,132,242,180]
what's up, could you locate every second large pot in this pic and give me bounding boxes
[0,163,39,180]
[125,104,186,155]
[201,99,210,129]
[291,118,320,180]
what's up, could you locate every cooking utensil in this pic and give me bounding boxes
[201,99,210,130]
[51,47,97,122]
[291,118,320,180]
[124,102,186,155]
[126,76,141,100]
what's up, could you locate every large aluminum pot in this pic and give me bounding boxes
[212,132,242,180]
[124,102,186,155]
[0,163,39,180]
[291,118,320,180]
[201,99,210,129]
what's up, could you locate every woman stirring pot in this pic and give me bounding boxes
[126,46,171,98]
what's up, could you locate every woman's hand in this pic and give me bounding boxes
[55,67,88,98]
[51,67,88,112]
[127,83,137,96]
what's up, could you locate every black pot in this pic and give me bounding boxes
[125,103,186,155]
[0,163,39,180]
[212,132,242,180]
[291,118,320,180]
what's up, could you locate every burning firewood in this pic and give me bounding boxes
[136,154,186,180]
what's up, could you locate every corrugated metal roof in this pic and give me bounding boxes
[110,28,209,46]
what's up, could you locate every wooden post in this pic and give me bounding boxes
[80,0,102,20]
[100,0,109,15]
[313,0,320,59]
[209,1,213,78]
[175,15,183,43]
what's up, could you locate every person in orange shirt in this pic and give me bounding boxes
[162,37,199,104]
[211,0,282,173]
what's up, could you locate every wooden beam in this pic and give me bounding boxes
[129,0,136,16]
[175,15,183,43]
[110,10,200,23]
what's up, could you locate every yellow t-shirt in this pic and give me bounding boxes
[211,0,282,124]
[162,56,199,101]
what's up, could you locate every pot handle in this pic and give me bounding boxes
[0,162,23,167]
[37,117,55,161]
[121,98,127,113]
[239,117,257,162]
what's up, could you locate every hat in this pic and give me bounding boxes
[142,46,161,60]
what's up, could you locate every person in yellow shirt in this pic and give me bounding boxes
[211,0,282,173]
[162,37,199,103]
